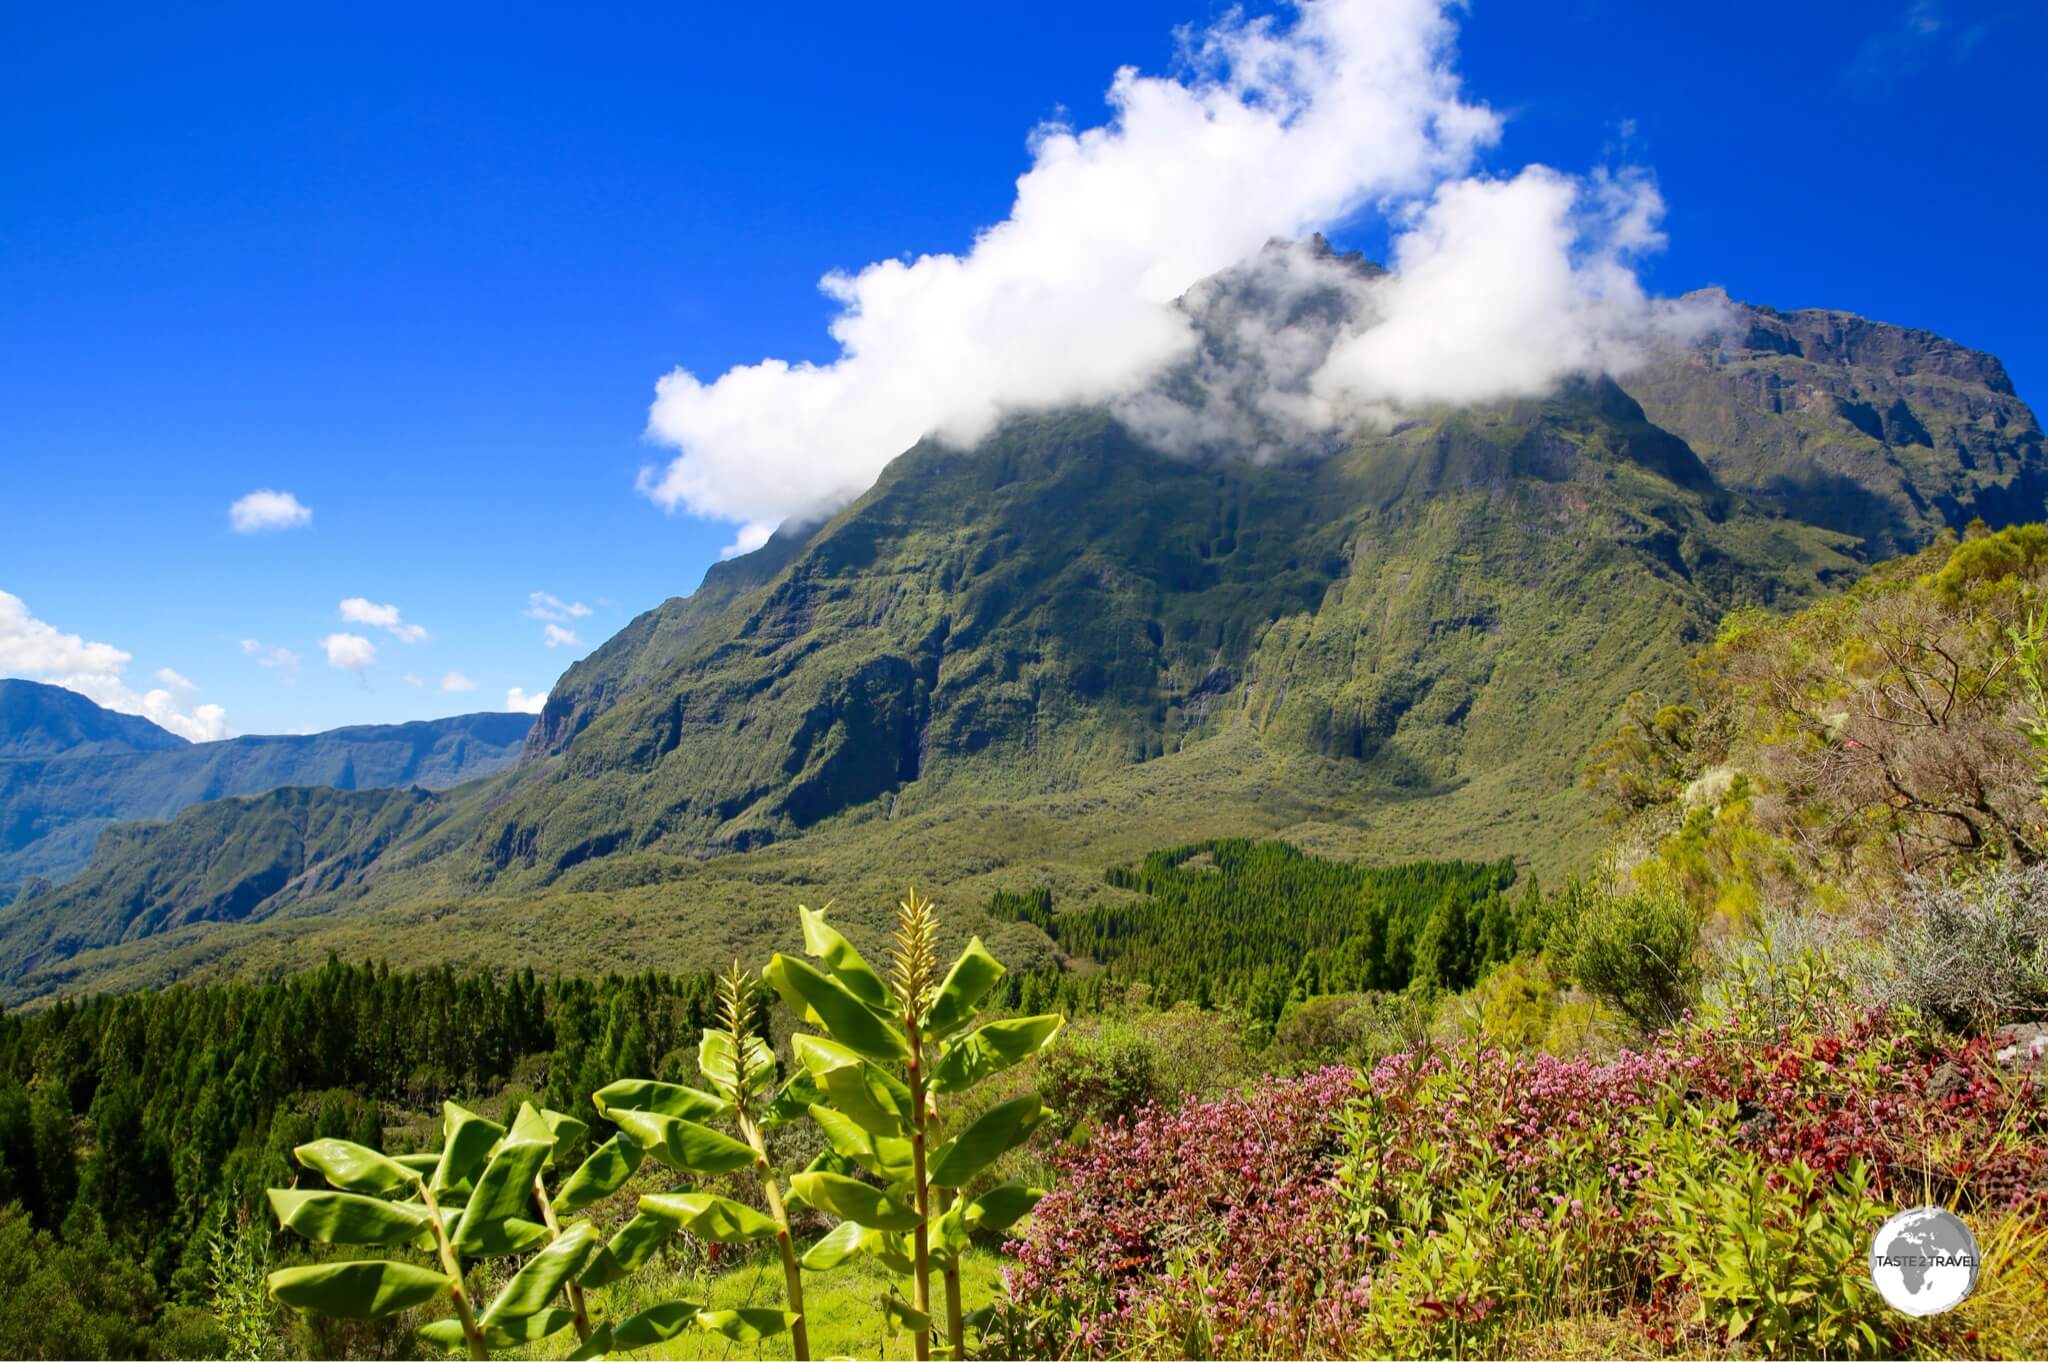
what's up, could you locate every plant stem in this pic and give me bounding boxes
[939,1185,966,1360]
[744,1115,810,1361]
[531,1173,592,1345]
[417,1179,487,1361]
[907,1016,932,1362]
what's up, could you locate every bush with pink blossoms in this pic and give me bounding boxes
[995,1016,2048,1359]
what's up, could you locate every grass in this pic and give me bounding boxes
[560,1247,1008,1362]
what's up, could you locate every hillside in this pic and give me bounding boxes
[0,680,188,759]
[0,285,2039,1004]
[0,681,531,887]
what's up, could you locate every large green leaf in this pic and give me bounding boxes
[419,1309,576,1350]
[552,1135,643,1214]
[266,1188,431,1246]
[609,1300,704,1349]
[798,903,893,1012]
[765,954,907,1060]
[509,1102,589,1165]
[788,1172,920,1231]
[792,1034,908,1137]
[763,1066,825,1127]
[932,1015,1064,1093]
[799,1218,865,1270]
[453,1217,550,1258]
[699,1028,775,1098]
[267,1260,451,1319]
[391,1152,440,1175]
[610,1108,756,1176]
[861,1227,915,1276]
[925,936,1005,1038]
[698,1308,797,1342]
[929,1199,972,1266]
[928,1096,1052,1188]
[481,1220,599,1322]
[591,1077,723,1122]
[639,1192,779,1243]
[965,1181,1045,1232]
[568,1323,612,1361]
[578,1211,674,1288]
[291,1139,417,1197]
[807,1103,914,1182]
[452,1138,552,1256]
[882,1293,931,1334]
[430,1101,505,1195]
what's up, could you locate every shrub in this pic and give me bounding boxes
[1549,884,1702,1032]
[1887,864,2048,1034]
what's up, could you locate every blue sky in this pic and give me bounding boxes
[2,0,2041,738]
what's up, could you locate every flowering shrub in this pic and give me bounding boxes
[989,1067,1361,1359]
[998,1016,2048,1359]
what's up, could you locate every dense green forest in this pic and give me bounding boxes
[998,840,1526,1032]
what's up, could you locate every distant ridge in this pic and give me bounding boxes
[0,679,533,886]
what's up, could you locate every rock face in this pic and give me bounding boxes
[0,681,533,885]
[1621,297,2045,558]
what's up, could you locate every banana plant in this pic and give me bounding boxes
[264,1099,629,1360]
[766,891,1063,1360]
[585,961,815,1358]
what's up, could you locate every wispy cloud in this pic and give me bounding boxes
[228,489,313,533]
[542,624,580,649]
[0,589,228,740]
[339,597,429,643]
[526,591,592,622]
[241,638,302,674]
[440,671,477,693]
[1842,1,1990,97]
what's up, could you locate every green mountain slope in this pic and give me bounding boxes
[1,286,2037,1004]
[0,683,532,886]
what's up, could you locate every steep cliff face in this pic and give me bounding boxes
[1620,298,2045,557]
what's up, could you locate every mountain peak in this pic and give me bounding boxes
[0,679,188,758]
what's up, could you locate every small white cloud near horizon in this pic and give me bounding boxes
[441,671,477,693]
[505,686,547,714]
[240,638,302,674]
[542,623,580,649]
[322,632,377,670]
[0,589,229,740]
[339,597,429,644]
[228,489,313,534]
[526,591,592,622]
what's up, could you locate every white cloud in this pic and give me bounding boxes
[505,686,547,715]
[640,0,1713,545]
[402,672,425,688]
[240,638,302,673]
[440,671,477,693]
[526,591,592,622]
[339,597,429,643]
[322,632,377,670]
[0,589,229,740]
[542,623,581,649]
[228,489,313,533]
